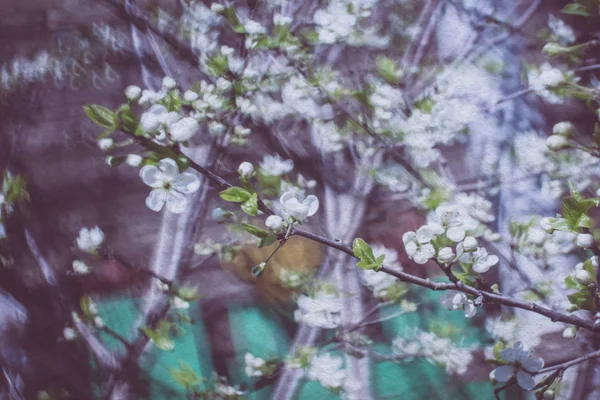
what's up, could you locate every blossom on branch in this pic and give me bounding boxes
[139,158,200,213]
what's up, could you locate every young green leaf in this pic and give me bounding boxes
[241,193,259,216]
[83,105,115,128]
[258,232,277,248]
[242,223,269,238]
[219,187,252,203]
[352,238,385,270]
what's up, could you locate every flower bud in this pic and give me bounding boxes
[540,217,555,233]
[94,316,105,329]
[125,85,142,101]
[97,138,115,151]
[162,76,176,89]
[211,3,224,13]
[462,236,477,252]
[211,207,233,223]
[265,215,284,231]
[562,326,576,339]
[437,247,455,264]
[63,327,77,341]
[546,135,569,151]
[252,262,267,278]
[539,68,565,88]
[574,269,592,284]
[126,154,143,167]
[576,233,594,249]
[238,162,255,178]
[184,90,199,102]
[72,260,90,275]
[552,121,573,136]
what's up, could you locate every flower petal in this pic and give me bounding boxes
[166,191,187,214]
[280,191,295,205]
[447,226,466,242]
[174,172,201,194]
[304,195,319,217]
[158,158,179,180]
[493,365,515,383]
[145,189,167,212]
[140,165,160,187]
[516,371,535,390]
[522,356,544,372]
[464,301,477,318]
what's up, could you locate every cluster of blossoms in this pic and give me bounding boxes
[490,342,544,391]
[244,353,267,377]
[512,132,600,197]
[512,217,576,263]
[392,330,474,375]
[307,352,346,390]
[294,288,342,329]
[527,63,567,104]
[402,201,499,272]
[313,0,382,46]
[76,226,104,254]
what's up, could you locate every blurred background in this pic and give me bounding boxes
[1,0,599,399]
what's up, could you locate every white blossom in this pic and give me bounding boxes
[546,135,569,151]
[562,326,576,339]
[72,260,90,275]
[140,104,179,134]
[97,138,114,151]
[126,154,143,167]
[63,327,77,341]
[461,236,478,252]
[170,117,199,142]
[439,291,476,318]
[363,244,401,298]
[214,382,244,397]
[211,3,224,13]
[437,247,455,264]
[244,353,266,377]
[139,158,201,213]
[170,296,190,309]
[458,246,499,273]
[548,15,576,45]
[125,85,141,101]
[162,76,176,89]
[492,342,544,391]
[553,121,573,136]
[274,13,292,26]
[237,162,254,178]
[184,90,199,102]
[279,191,319,221]
[574,269,592,284]
[308,353,346,389]
[265,215,284,231]
[294,290,342,328]
[76,226,104,253]
[94,316,105,329]
[576,233,594,249]
[402,226,436,264]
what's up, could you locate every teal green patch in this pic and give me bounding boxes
[97,296,213,399]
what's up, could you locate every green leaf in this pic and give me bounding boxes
[493,341,505,360]
[219,187,252,203]
[414,97,435,114]
[562,3,592,16]
[567,291,595,312]
[241,193,258,216]
[170,363,201,389]
[353,238,385,270]
[242,223,269,238]
[376,56,402,84]
[83,105,115,128]
[80,296,94,319]
[258,232,277,248]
